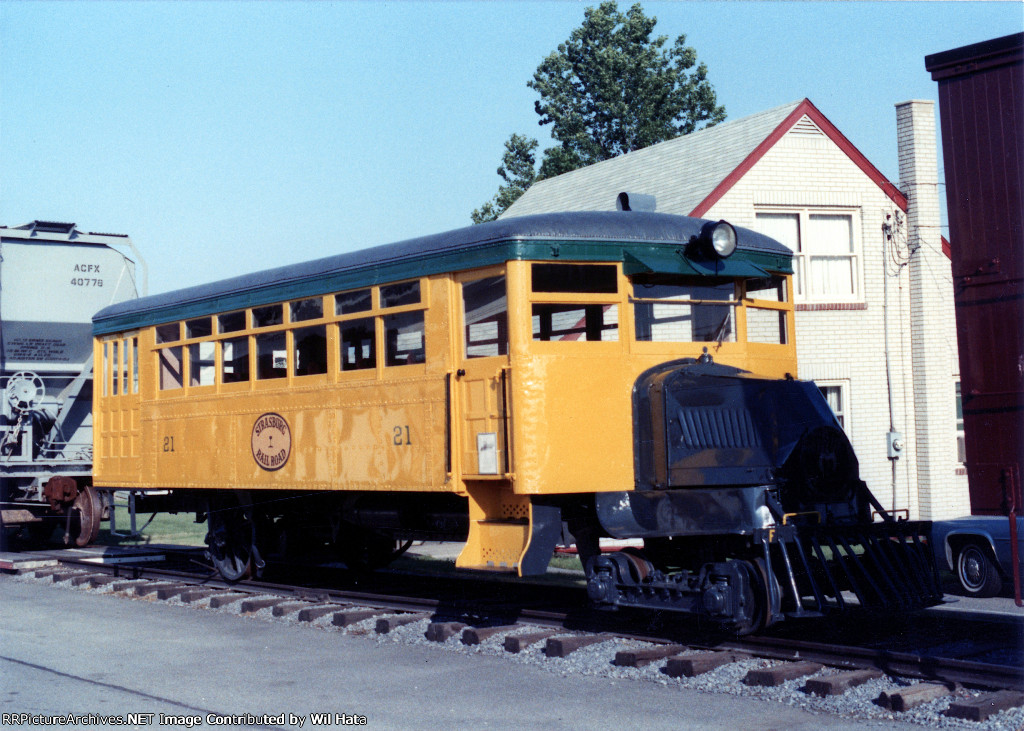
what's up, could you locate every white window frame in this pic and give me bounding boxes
[816,380,850,434]
[754,208,863,303]
[955,378,965,464]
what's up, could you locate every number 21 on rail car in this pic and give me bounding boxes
[92,211,941,633]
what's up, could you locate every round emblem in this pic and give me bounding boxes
[251,412,291,471]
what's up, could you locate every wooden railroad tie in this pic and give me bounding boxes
[271,601,315,617]
[804,669,883,696]
[877,683,955,712]
[944,691,1024,722]
[207,593,247,608]
[664,651,743,678]
[239,596,287,612]
[133,582,185,597]
[462,625,519,645]
[613,645,688,668]
[156,585,194,600]
[425,621,467,642]
[545,634,612,658]
[296,605,339,622]
[503,630,556,653]
[87,575,120,587]
[376,614,427,634]
[70,573,107,587]
[743,661,823,687]
[178,589,221,604]
[332,609,381,628]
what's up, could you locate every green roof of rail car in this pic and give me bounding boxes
[93,211,792,335]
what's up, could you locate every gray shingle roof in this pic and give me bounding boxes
[502,101,802,218]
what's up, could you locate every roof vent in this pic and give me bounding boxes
[616,192,656,212]
[30,221,77,234]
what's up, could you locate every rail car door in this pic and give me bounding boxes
[455,270,512,478]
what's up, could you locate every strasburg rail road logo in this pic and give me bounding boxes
[251,412,291,471]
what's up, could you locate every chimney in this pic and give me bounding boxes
[896,99,966,519]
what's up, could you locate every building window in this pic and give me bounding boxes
[755,210,860,302]
[817,382,848,432]
[955,380,965,464]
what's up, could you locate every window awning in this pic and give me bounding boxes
[623,250,770,279]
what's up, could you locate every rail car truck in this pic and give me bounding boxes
[92,210,941,633]
[0,221,140,547]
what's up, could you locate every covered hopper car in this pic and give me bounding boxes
[0,221,139,547]
[91,211,941,633]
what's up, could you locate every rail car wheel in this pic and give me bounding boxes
[955,542,1002,598]
[733,558,779,636]
[207,500,258,581]
[65,484,102,547]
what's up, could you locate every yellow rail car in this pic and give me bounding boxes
[93,211,940,633]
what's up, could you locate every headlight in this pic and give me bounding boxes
[700,220,737,258]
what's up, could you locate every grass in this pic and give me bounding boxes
[96,507,207,547]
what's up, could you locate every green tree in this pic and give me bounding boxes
[473,1,725,222]
[471,134,538,224]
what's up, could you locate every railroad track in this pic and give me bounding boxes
[6,549,1024,726]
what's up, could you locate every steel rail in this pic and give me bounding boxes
[42,553,1024,692]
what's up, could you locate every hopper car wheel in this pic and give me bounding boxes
[207,502,256,582]
[955,542,1002,598]
[65,485,102,547]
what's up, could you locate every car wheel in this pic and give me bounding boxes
[955,542,1002,597]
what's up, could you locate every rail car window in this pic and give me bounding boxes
[532,304,619,342]
[381,280,420,308]
[291,298,323,322]
[253,304,283,328]
[336,288,372,315]
[293,325,328,376]
[532,264,617,294]
[463,276,508,358]
[746,308,788,345]
[745,276,787,302]
[256,332,287,379]
[155,323,180,343]
[218,311,246,333]
[222,337,250,383]
[340,318,375,371]
[189,342,216,386]
[186,317,212,339]
[384,311,425,366]
[159,346,184,390]
[131,338,139,393]
[111,341,119,395]
[632,277,736,343]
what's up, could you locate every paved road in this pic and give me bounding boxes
[0,578,930,731]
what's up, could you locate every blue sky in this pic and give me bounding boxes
[2,1,1020,295]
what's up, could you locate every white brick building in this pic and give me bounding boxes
[503,98,968,520]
